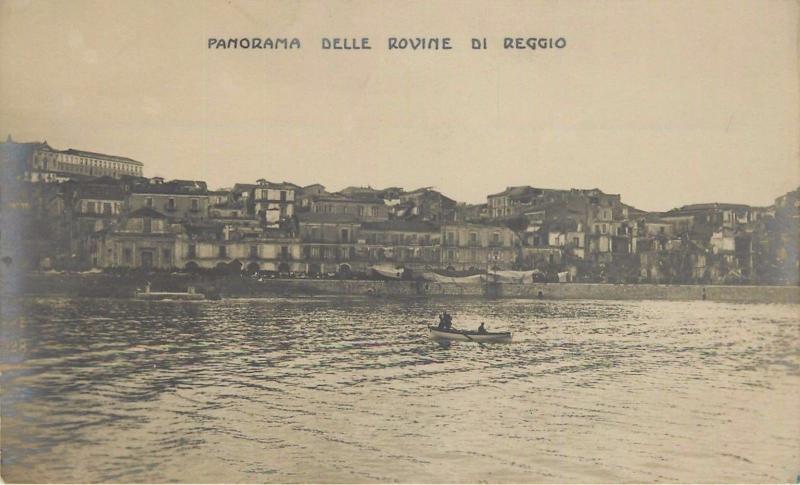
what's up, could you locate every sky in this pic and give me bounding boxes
[0,0,797,211]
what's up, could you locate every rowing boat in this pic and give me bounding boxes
[427,326,512,343]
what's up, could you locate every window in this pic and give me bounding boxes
[311,247,320,258]
[250,245,258,258]
[340,229,349,242]
[123,248,132,264]
[143,217,152,233]
[281,246,289,259]
[219,245,227,257]
[371,206,378,217]
[145,197,153,208]
[188,244,196,258]
[572,237,580,247]
[280,191,287,202]
[493,232,500,244]
[191,198,199,211]
[469,232,477,245]
[447,250,455,261]
[103,202,112,215]
[162,248,172,265]
[167,198,176,210]
[86,201,96,213]
[446,232,455,244]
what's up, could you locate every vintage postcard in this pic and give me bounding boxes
[1,0,798,483]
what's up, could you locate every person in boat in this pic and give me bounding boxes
[437,313,446,329]
[477,322,487,334]
[443,312,453,329]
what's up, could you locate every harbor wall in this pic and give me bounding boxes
[8,273,800,304]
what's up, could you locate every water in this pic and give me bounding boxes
[1,297,798,483]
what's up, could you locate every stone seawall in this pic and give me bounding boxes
[8,273,799,304]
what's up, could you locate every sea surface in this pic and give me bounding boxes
[1,297,798,483]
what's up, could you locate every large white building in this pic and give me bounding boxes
[3,136,145,181]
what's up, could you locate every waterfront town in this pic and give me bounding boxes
[1,135,797,286]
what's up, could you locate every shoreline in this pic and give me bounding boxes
[4,272,799,304]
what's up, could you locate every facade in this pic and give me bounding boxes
[129,179,209,222]
[360,220,442,270]
[72,184,126,234]
[440,223,517,271]
[252,181,296,225]
[310,194,389,222]
[297,213,363,274]
[92,208,178,269]
[6,137,145,180]
[178,236,303,273]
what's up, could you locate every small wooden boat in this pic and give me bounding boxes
[428,326,512,343]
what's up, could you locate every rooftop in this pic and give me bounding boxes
[132,179,208,195]
[76,184,126,201]
[62,148,143,166]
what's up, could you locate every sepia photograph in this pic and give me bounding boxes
[0,0,798,482]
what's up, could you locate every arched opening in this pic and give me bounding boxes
[228,259,243,273]
[278,262,290,274]
[338,264,352,277]
[446,265,456,272]
[308,263,321,275]
[215,262,228,273]
[185,261,199,273]
[245,262,260,274]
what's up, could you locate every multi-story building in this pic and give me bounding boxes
[309,193,389,222]
[1,136,145,181]
[296,184,328,210]
[360,220,442,270]
[297,212,363,275]
[487,186,572,219]
[440,223,517,271]
[72,183,126,234]
[252,180,296,225]
[92,207,179,269]
[396,188,457,222]
[128,178,209,222]
[178,235,302,273]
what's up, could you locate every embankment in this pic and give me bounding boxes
[6,272,799,304]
